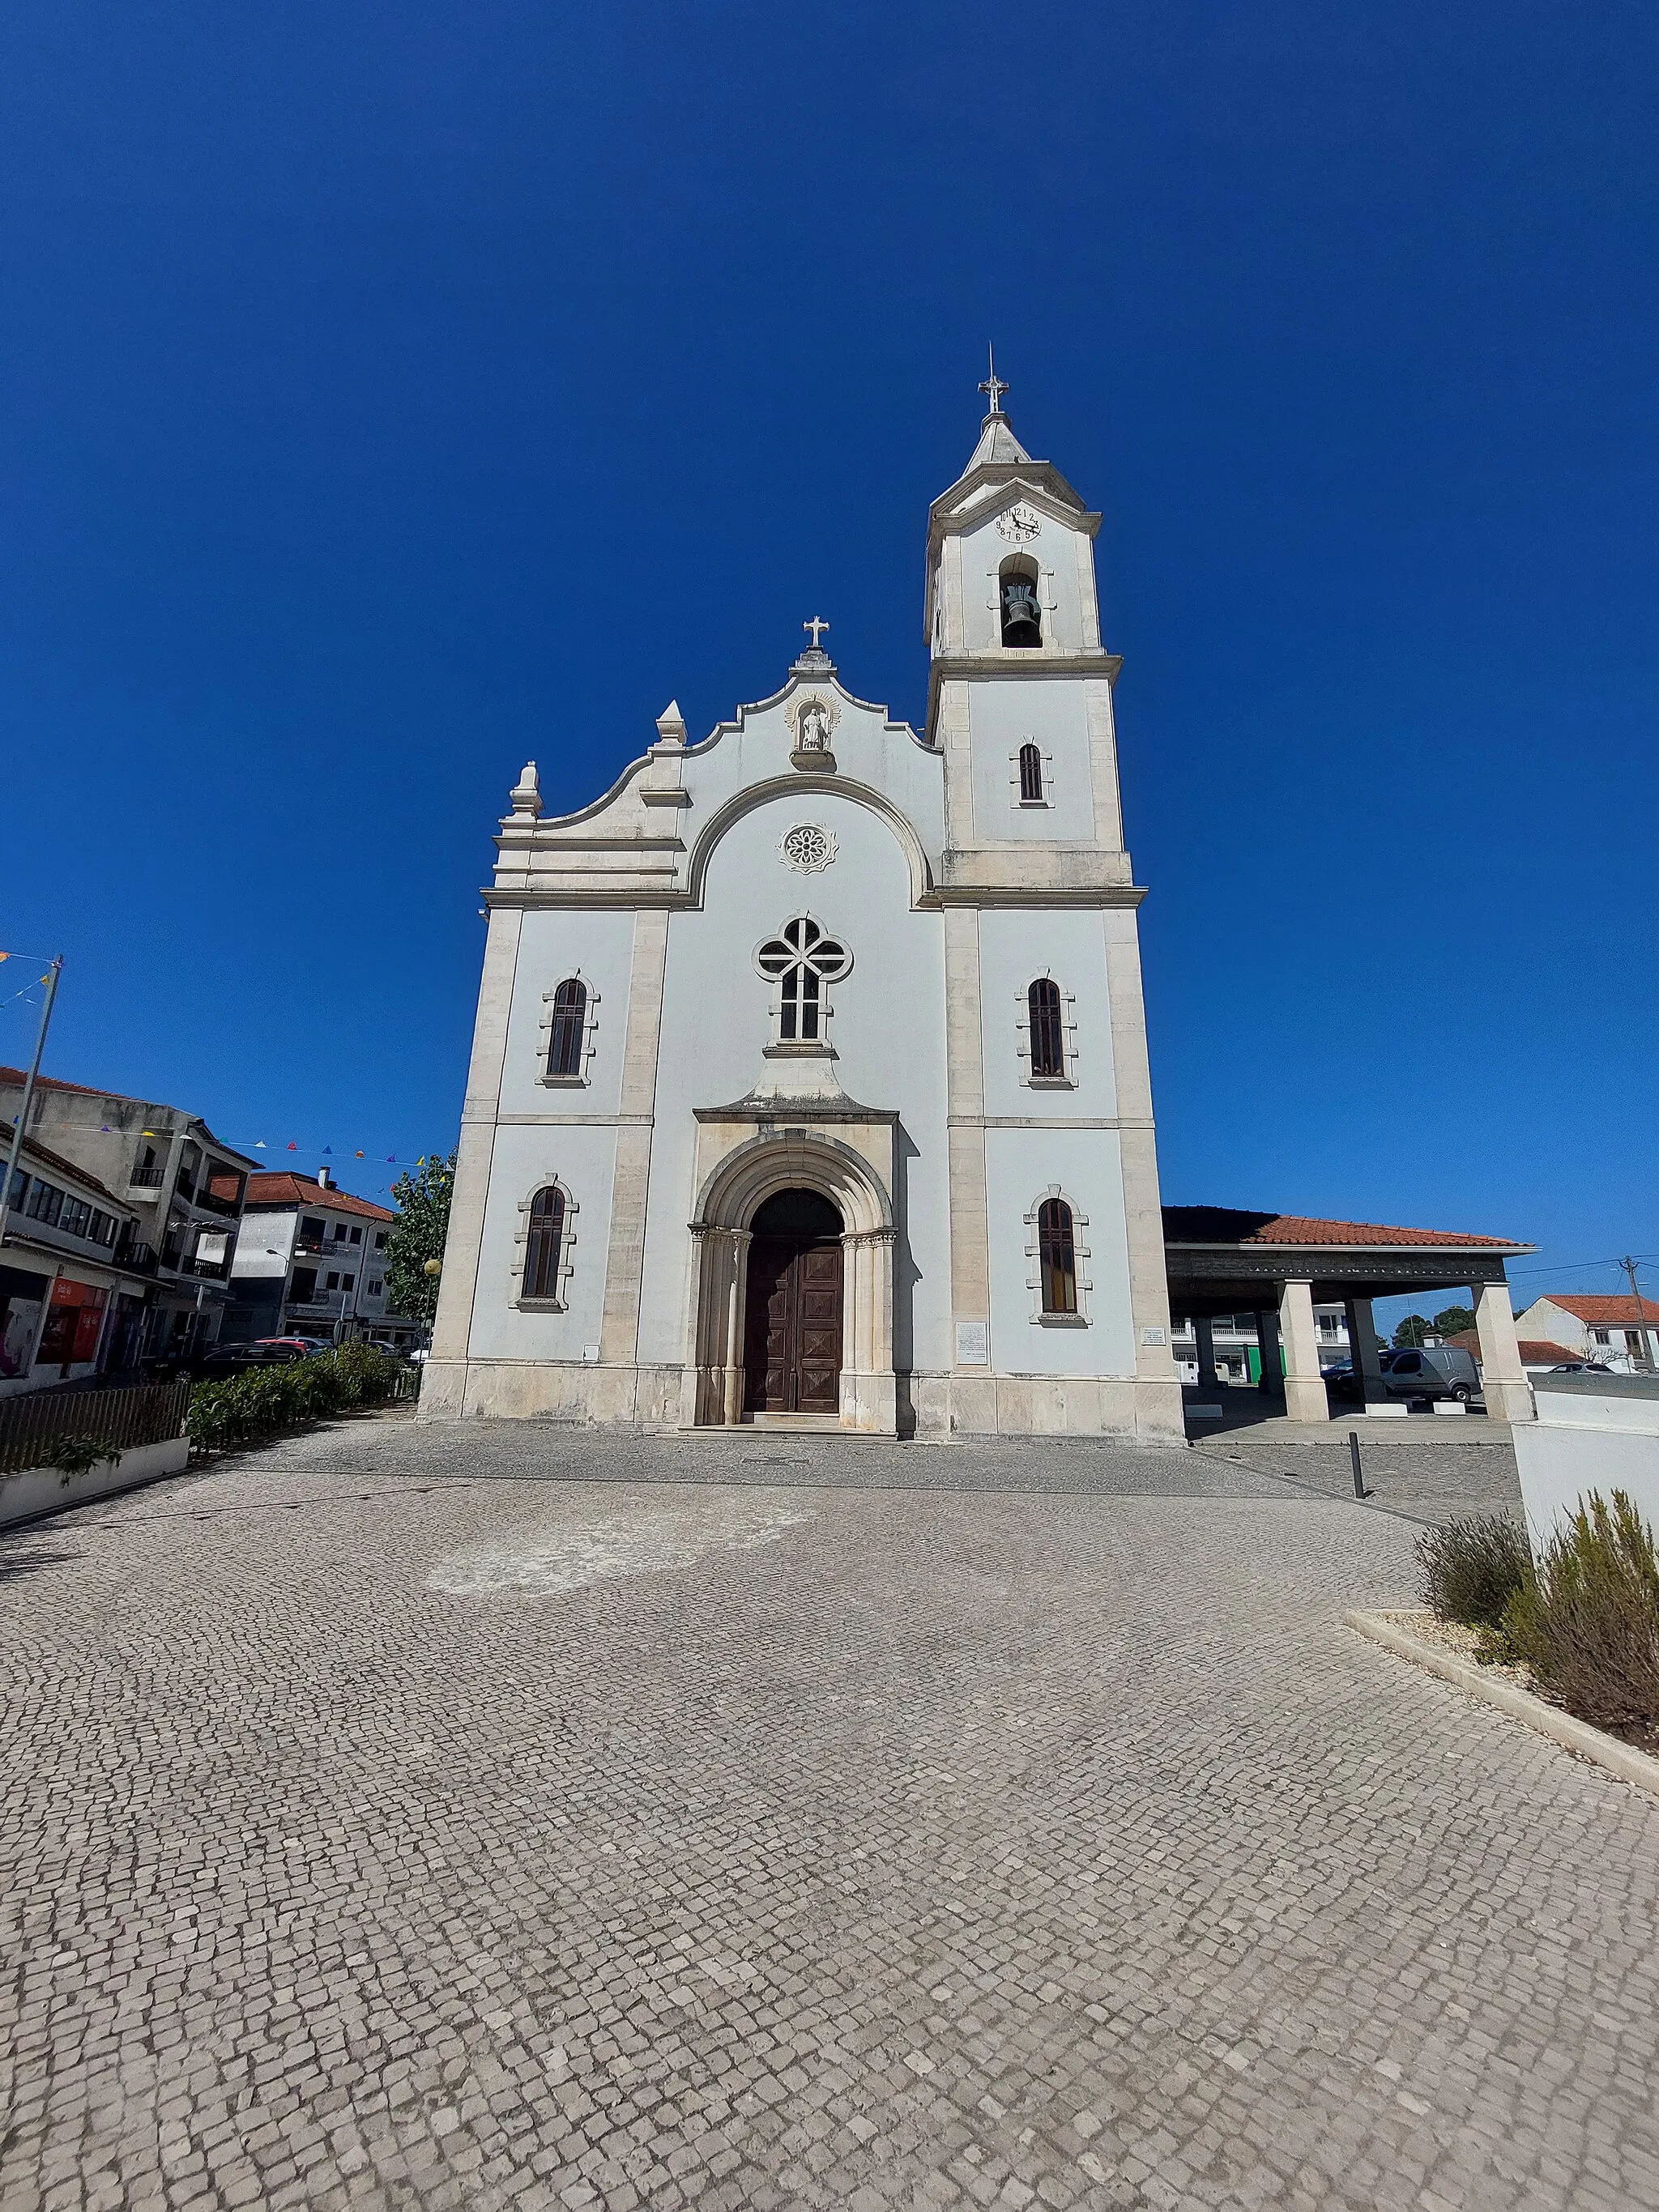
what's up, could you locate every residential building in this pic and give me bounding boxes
[224,1168,421,1349]
[0,1068,255,1362]
[0,1136,159,1395]
[1511,1294,1657,1374]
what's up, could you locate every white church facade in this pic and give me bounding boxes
[425,390,1187,1439]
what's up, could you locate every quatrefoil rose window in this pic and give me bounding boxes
[754,914,851,1042]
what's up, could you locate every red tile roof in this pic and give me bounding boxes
[1162,1205,1525,1251]
[244,1172,395,1223]
[1448,1330,1577,1365]
[0,1066,255,1166]
[0,1063,154,1106]
[1530,1293,1656,1326]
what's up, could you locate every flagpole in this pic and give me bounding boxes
[0,957,63,1253]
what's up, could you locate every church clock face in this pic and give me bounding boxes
[996,501,1041,546]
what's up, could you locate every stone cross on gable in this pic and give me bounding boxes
[803,616,830,649]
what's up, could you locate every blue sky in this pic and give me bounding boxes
[2,2,1654,1314]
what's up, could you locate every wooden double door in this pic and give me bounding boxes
[741,1189,844,1415]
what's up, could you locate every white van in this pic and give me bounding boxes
[1380,1344,1480,1404]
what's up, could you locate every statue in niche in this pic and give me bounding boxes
[797,697,831,752]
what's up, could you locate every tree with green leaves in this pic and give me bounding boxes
[1393,1313,1431,1349]
[1431,1303,1477,1339]
[384,1151,456,1328]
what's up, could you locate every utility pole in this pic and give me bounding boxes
[1621,1255,1652,1372]
[0,957,62,1254]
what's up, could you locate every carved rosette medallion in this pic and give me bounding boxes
[780,823,838,875]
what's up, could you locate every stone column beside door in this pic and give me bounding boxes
[1473,1278,1533,1425]
[1277,1279,1329,1423]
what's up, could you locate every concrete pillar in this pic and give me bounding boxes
[1346,1295,1384,1406]
[1277,1279,1328,1423]
[1473,1277,1533,1426]
[1255,1308,1284,1399]
[1192,1315,1219,1389]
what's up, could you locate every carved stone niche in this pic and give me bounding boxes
[787,690,838,774]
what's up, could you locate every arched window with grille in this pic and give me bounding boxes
[546,978,587,1079]
[999,557,1042,647]
[1027,978,1065,1080]
[1037,1198,1077,1315]
[1017,742,1045,804]
[522,1185,566,1302]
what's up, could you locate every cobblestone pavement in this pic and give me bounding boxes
[2,1419,1654,2212]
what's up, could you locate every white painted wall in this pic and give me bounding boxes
[498,908,638,1118]
[977,907,1120,1121]
[966,679,1097,845]
[232,1213,296,1280]
[1513,1384,1659,1548]
[984,1127,1136,1376]
[467,1122,617,1361]
[638,784,952,1375]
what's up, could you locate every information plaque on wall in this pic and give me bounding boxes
[955,1320,989,1366]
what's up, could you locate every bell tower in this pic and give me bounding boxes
[923,372,1131,884]
[923,364,1183,1443]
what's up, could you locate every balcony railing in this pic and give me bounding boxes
[128,1167,165,1190]
[193,1186,243,1218]
[286,1294,345,1317]
[114,1239,159,1277]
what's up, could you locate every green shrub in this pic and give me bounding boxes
[185,1343,406,1455]
[1526,1491,1659,1734]
[1417,1512,1533,1629]
[47,1434,122,1478]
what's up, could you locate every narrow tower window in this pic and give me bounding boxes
[523,1186,566,1300]
[1037,1199,1078,1315]
[547,978,587,1078]
[1027,979,1065,1080]
[999,558,1043,647]
[1018,742,1045,804]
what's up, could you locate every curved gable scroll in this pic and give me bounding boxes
[687,777,936,911]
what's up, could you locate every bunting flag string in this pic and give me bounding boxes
[235,1137,407,1166]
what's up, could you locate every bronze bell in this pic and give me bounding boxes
[1001,579,1042,643]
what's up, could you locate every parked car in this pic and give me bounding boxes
[254,1336,333,1357]
[1380,1345,1480,1404]
[1320,1361,1363,1404]
[1544,1360,1614,1375]
[196,1342,301,1380]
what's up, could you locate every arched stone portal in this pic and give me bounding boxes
[742,1189,844,1415]
[682,1121,898,1433]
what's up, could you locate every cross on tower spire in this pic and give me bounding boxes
[979,345,1009,419]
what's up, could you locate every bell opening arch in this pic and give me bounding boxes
[682,1127,898,1434]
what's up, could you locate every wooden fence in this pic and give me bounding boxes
[0,1379,191,1477]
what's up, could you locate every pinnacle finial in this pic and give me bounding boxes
[508,761,541,818]
[979,344,1009,419]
